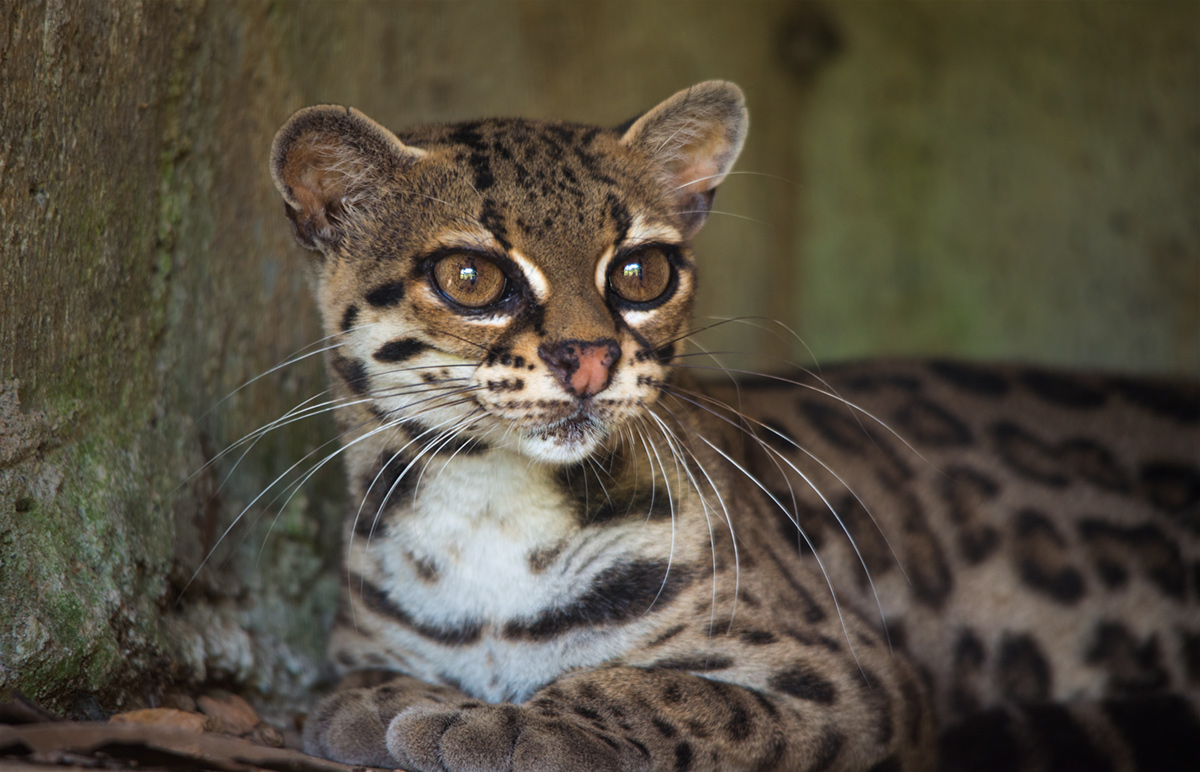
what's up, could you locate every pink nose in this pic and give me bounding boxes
[538,339,621,398]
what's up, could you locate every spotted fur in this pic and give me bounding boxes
[268,82,1200,771]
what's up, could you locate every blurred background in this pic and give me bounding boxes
[1,0,1196,717]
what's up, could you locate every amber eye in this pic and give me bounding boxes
[609,248,673,304]
[432,253,507,308]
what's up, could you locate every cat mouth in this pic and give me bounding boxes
[517,408,608,463]
[534,410,602,444]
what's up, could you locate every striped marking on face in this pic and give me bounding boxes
[508,248,550,302]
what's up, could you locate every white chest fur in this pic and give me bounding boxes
[344,450,670,701]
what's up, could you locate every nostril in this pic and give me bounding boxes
[538,339,621,398]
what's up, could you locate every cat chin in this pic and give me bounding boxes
[516,415,608,465]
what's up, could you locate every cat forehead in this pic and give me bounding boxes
[384,118,677,265]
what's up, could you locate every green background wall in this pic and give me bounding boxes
[1,0,1196,717]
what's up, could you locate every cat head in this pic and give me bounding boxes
[270,82,747,463]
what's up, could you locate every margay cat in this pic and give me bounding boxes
[268,82,1199,771]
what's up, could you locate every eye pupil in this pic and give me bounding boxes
[432,253,507,309]
[610,248,672,304]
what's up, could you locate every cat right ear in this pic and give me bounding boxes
[620,81,748,239]
[270,106,424,253]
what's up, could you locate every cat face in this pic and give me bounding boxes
[271,83,747,463]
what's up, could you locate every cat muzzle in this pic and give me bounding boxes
[537,339,621,399]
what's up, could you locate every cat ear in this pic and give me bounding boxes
[619,81,748,238]
[270,105,425,253]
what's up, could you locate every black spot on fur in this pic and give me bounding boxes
[341,304,359,333]
[930,360,1011,397]
[1104,694,1200,771]
[892,397,972,446]
[468,151,494,191]
[673,741,693,772]
[897,492,954,608]
[478,198,511,251]
[352,574,482,645]
[941,466,1003,564]
[762,548,827,624]
[858,666,894,746]
[769,663,835,704]
[1086,621,1170,695]
[951,629,987,714]
[652,655,734,672]
[504,561,692,640]
[1061,438,1131,493]
[740,629,777,646]
[996,633,1051,702]
[407,552,439,584]
[1019,369,1107,409]
[527,542,565,574]
[1079,519,1185,598]
[374,338,428,363]
[724,701,752,742]
[1139,461,1200,528]
[991,422,1068,487]
[356,450,416,536]
[652,716,677,737]
[331,353,370,395]
[647,624,687,647]
[1109,377,1200,423]
[365,281,406,307]
[798,399,912,483]
[810,728,845,772]
[1013,508,1086,604]
[760,419,799,453]
[960,527,1001,565]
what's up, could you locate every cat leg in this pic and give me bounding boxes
[304,671,470,767]
[385,665,933,772]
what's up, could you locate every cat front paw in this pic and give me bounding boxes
[387,702,644,772]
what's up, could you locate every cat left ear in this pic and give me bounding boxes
[270,105,425,255]
[619,81,748,239]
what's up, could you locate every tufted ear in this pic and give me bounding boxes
[619,81,748,239]
[270,105,425,254]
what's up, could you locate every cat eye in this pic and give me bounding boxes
[432,253,508,309]
[608,248,674,305]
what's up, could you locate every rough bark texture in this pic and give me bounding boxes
[1,0,1195,720]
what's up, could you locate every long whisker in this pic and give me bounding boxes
[660,385,898,648]
[661,362,935,469]
[199,323,381,420]
[641,408,741,637]
[688,430,868,676]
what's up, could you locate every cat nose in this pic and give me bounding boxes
[537,339,621,399]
